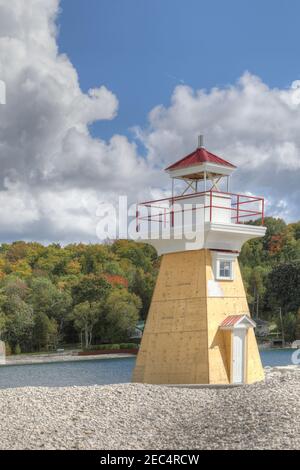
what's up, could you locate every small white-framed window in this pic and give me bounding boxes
[218,259,233,280]
[212,251,237,281]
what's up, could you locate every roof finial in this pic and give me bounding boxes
[198,134,204,149]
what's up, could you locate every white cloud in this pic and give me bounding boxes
[0,79,5,104]
[0,0,152,242]
[137,73,300,221]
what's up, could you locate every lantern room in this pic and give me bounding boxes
[135,136,266,254]
[165,135,236,193]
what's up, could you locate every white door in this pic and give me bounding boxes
[232,329,246,384]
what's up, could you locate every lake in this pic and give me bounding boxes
[0,349,298,389]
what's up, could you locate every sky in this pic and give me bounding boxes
[59,0,300,140]
[0,0,300,244]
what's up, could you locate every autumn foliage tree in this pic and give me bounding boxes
[0,217,299,350]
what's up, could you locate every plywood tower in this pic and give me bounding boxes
[133,136,266,385]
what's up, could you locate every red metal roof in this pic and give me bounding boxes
[165,147,236,171]
[220,315,248,328]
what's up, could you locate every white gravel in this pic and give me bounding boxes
[0,368,299,450]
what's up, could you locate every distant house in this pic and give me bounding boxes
[130,321,145,340]
[254,319,270,337]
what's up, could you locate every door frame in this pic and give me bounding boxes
[231,328,248,384]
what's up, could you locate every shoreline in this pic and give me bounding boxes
[2,345,298,368]
[1,352,136,367]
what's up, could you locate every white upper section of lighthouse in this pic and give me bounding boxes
[135,136,266,255]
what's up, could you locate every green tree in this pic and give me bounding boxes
[29,278,72,336]
[130,268,156,319]
[112,240,155,271]
[295,308,300,340]
[33,312,58,351]
[105,290,141,342]
[4,296,34,351]
[266,261,300,314]
[248,266,270,317]
[71,301,103,348]
[240,238,264,268]
[0,309,6,337]
[2,276,28,300]
[294,224,300,240]
[71,274,111,305]
[276,312,297,343]
[5,241,29,263]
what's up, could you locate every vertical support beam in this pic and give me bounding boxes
[261,198,265,225]
[136,206,139,232]
[209,190,213,222]
[236,195,240,224]
[171,178,174,228]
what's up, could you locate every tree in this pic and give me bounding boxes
[0,310,6,338]
[239,238,264,268]
[71,274,111,305]
[276,312,297,343]
[105,289,141,342]
[266,261,300,314]
[65,260,81,275]
[29,278,72,336]
[33,313,58,351]
[80,244,111,274]
[5,241,29,263]
[130,268,156,319]
[248,266,269,318]
[262,217,286,253]
[295,224,300,241]
[71,301,102,348]
[296,308,300,340]
[112,240,155,271]
[4,296,34,351]
[34,244,68,275]
[2,276,29,300]
[240,265,254,305]
[10,259,32,278]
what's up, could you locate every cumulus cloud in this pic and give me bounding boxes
[0,0,153,243]
[0,1,299,244]
[137,73,300,221]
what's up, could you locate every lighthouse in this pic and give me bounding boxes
[133,136,266,385]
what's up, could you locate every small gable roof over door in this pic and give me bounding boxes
[219,314,256,330]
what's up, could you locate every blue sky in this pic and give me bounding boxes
[59,0,300,141]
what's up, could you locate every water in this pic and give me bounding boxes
[0,349,298,389]
[0,357,136,390]
[260,348,298,367]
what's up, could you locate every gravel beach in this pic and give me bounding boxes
[0,368,299,450]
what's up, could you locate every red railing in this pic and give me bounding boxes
[136,190,264,232]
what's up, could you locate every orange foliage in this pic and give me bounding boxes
[102,274,128,288]
[268,234,284,254]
